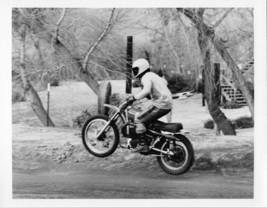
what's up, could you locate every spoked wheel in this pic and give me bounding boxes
[157,135,194,175]
[82,115,119,157]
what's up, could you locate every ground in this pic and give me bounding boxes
[12,80,254,199]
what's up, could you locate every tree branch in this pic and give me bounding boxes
[82,8,116,70]
[55,8,66,42]
[177,8,254,119]
[213,8,233,29]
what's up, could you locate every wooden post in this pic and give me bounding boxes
[214,63,221,106]
[202,67,205,106]
[47,83,50,126]
[126,36,133,94]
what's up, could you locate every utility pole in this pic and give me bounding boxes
[126,36,133,94]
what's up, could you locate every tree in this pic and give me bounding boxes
[14,9,55,127]
[176,8,239,135]
[177,8,254,120]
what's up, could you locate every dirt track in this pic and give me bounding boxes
[12,123,253,199]
[13,169,253,199]
[12,86,254,199]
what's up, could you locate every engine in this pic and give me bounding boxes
[121,123,137,139]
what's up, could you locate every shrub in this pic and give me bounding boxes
[72,110,92,128]
[203,117,254,130]
[195,79,204,93]
[50,77,60,86]
[165,74,192,94]
[12,91,26,103]
[204,119,214,129]
[222,101,241,109]
[233,116,254,129]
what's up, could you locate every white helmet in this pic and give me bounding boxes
[132,59,150,78]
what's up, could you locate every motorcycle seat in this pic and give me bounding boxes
[152,120,183,133]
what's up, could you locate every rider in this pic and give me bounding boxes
[127,59,173,152]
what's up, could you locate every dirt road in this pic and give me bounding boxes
[13,168,253,199]
[11,90,254,199]
[12,122,253,199]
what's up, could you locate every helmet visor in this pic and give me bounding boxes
[132,67,139,77]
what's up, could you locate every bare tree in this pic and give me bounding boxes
[177,8,254,120]
[16,11,55,127]
[176,8,238,135]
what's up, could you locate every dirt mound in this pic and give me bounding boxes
[12,81,253,175]
[12,124,253,175]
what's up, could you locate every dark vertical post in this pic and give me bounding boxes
[126,36,133,94]
[47,83,50,126]
[202,67,205,106]
[214,63,221,106]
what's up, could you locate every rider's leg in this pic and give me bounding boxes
[134,105,171,152]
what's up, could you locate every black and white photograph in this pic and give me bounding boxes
[0,0,267,207]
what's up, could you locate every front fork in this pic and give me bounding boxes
[96,112,121,140]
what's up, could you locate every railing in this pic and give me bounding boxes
[220,75,237,103]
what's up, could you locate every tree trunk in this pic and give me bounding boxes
[30,34,46,80]
[202,46,236,135]
[197,19,236,135]
[18,8,100,95]
[177,8,254,120]
[52,36,100,95]
[19,24,55,127]
[212,36,254,119]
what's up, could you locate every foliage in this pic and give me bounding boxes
[12,8,253,85]
[72,110,92,128]
[165,73,194,93]
[204,116,253,129]
[204,119,215,129]
[233,116,254,129]
[195,78,204,93]
[222,101,241,109]
[12,90,26,103]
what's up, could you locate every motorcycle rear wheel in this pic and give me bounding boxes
[82,115,119,157]
[157,134,194,175]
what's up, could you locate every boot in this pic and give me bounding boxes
[132,133,149,153]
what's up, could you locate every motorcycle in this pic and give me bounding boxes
[81,99,194,175]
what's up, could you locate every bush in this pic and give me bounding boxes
[195,79,204,93]
[233,116,254,129]
[12,91,26,103]
[72,110,92,128]
[222,101,241,109]
[204,119,215,129]
[204,117,254,130]
[165,74,192,94]
[50,77,60,86]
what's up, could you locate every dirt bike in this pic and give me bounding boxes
[81,99,194,175]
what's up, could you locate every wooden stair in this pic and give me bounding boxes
[220,75,247,107]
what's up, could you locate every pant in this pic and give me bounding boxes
[134,105,171,134]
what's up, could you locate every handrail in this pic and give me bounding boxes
[220,74,236,90]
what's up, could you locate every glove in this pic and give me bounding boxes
[126,95,136,105]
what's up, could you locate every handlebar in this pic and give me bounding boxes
[119,100,130,111]
[119,96,150,111]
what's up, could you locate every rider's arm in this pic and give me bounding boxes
[134,75,152,100]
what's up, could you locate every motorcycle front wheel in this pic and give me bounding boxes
[157,134,194,175]
[82,115,119,157]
